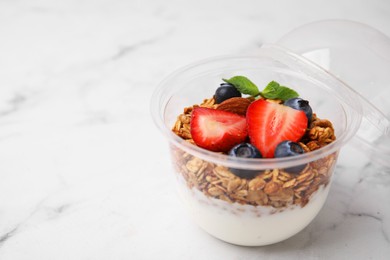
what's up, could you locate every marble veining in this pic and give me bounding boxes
[0,0,389,259]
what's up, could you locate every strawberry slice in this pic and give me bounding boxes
[190,107,247,152]
[247,99,308,158]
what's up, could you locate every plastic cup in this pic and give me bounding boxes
[151,45,362,246]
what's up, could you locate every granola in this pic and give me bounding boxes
[171,96,337,208]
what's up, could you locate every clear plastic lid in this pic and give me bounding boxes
[277,20,390,168]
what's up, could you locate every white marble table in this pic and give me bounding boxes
[0,0,389,259]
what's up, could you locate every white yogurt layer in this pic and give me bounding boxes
[175,175,331,246]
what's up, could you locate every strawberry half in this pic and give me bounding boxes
[190,107,247,152]
[247,99,308,158]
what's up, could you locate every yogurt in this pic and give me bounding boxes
[175,174,331,246]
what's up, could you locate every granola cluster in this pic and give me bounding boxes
[171,97,337,208]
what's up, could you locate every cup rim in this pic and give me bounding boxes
[151,45,362,170]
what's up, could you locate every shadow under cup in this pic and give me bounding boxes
[151,48,361,246]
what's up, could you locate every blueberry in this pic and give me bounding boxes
[274,141,306,174]
[215,83,241,104]
[284,98,313,122]
[228,143,262,179]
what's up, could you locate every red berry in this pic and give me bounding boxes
[190,107,248,152]
[246,99,308,158]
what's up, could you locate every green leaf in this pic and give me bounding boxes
[222,76,260,96]
[261,81,299,100]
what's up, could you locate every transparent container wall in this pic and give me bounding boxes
[153,52,354,246]
[277,20,390,168]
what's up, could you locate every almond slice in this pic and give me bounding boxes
[216,97,251,116]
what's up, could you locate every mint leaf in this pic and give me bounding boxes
[222,76,260,96]
[261,81,299,100]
